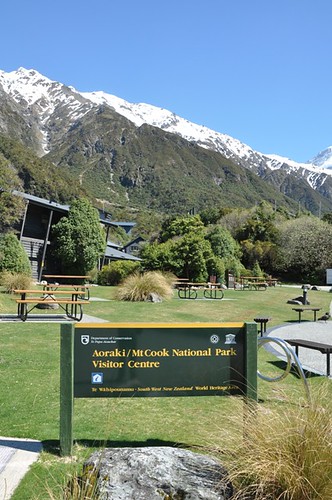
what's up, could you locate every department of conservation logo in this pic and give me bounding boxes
[81,335,90,345]
[210,334,220,344]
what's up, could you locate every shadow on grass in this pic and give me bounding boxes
[268,359,322,379]
[42,438,189,456]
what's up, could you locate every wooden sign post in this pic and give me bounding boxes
[60,322,258,456]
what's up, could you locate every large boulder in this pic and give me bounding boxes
[81,446,233,499]
[287,295,310,305]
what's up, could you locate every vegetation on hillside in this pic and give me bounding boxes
[0,150,25,232]
[139,202,332,283]
[46,106,302,214]
[0,134,85,204]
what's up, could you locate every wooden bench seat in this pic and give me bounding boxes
[41,283,91,299]
[14,289,86,295]
[250,282,268,290]
[292,307,321,322]
[287,339,332,376]
[16,299,87,305]
[14,290,89,322]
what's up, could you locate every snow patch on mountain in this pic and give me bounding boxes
[0,68,93,152]
[1,67,332,191]
[310,147,332,169]
[81,90,332,185]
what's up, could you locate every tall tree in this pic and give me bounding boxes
[159,215,204,242]
[0,157,25,233]
[0,232,31,274]
[276,216,332,281]
[52,198,106,275]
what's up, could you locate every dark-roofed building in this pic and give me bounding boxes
[13,191,139,280]
[102,241,141,267]
[122,236,145,256]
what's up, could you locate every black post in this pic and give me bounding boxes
[302,284,310,305]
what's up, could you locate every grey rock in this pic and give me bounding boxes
[36,295,59,309]
[287,296,310,305]
[148,293,163,303]
[82,446,233,499]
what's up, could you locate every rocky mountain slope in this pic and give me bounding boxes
[0,67,331,215]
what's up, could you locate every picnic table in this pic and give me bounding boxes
[42,274,91,284]
[40,283,91,300]
[287,339,332,376]
[239,276,268,291]
[176,282,224,300]
[13,289,89,322]
[292,307,321,323]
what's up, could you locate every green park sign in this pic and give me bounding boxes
[60,322,257,455]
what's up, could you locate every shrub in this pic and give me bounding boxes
[0,271,32,293]
[98,260,140,286]
[226,385,332,499]
[0,232,31,275]
[116,271,173,302]
[52,198,106,275]
[87,267,99,284]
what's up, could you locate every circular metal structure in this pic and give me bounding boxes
[257,336,310,402]
[258,337,292,382]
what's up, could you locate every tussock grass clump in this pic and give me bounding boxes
[116,271,174,302]
[226,386,332,499]
[0,270,32,293]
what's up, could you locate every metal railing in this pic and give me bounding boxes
[257,337,310,402]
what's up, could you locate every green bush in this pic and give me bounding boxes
[116,271,173,301]
[0,271,32,293]
[0,232,31,275]
[98,260,140,286]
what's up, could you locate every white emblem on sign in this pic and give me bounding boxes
[81,335,90,345]
[91,373,103,384]
[210,334,219,344]
[225,334,236,344]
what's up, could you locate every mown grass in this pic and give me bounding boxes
[0,284,331,498]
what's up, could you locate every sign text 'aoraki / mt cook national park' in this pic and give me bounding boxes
[74,322,257,398]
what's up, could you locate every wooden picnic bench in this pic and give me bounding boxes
[203,283,224,300]
[14,289,89,322]
[177,282,224,300]
[177,282,200,299]
[239,276,268,290]
[292,307,321,323]
[42,274,91,285]
[286,339,332,377]
[40,283,91,300]
[249,281,268,291]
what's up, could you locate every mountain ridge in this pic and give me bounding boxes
[1,67,332,215]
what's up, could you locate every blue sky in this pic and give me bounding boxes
[1,0,331,162]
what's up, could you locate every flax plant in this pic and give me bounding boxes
[226,384,332,499]
[116,271,174,302]
[0,270,32,293]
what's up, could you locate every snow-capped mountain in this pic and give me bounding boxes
[1,67,332,212]
[310,147,332,170]
[81,89,332,191]
[0,67,94,153]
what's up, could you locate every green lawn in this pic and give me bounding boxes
[0,284,331,499]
